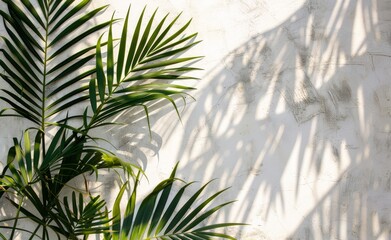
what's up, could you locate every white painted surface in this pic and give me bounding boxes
[1,0,391,239]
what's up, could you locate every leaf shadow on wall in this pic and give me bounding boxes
[167,0,391,239]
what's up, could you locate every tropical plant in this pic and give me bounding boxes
[0,0,241,239]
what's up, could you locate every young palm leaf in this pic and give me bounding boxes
[0,131,42,199]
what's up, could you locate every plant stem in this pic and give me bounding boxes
[9,197,23,240]
[41,0,51,155]
[41,2,50,237]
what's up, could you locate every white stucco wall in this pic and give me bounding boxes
[128,0,391,239]
[1,0,391,239]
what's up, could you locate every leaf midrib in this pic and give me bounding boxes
[41,3,50,150]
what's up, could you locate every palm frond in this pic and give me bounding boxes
[37,126,138,197]
[0,131,41,192]
[0,0,112,128]
[53,191,111,238]
[105,163,244,240]
[86,7,202,131]
[0,128,138,238]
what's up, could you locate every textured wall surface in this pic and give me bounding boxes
[1,0,391,239]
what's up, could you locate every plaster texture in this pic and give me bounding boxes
[1,0,391,239]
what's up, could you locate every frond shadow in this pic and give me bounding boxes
[159,0,391,238]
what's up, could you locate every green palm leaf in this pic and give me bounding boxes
[105,163,243,240]
[0,128,137,238]
[85,6,201,131]
[0,0,112,129]
[53,191,111,239]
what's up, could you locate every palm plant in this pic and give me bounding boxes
[0,0,241,239]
